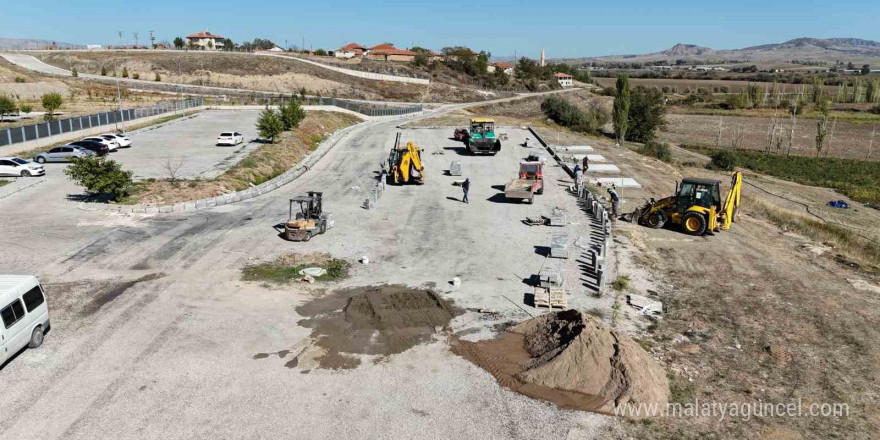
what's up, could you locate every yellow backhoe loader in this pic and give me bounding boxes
[634,171,742,236]
[387,132,425,185]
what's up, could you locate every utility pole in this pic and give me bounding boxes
[133,32,139,49]
[117,30,123,49]
[285,39,288,51]
[116,32,126,132]
[149,30,155,49]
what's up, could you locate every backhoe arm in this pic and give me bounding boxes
[719,171,742,230]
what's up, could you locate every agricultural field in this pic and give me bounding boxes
[593,76,852,96]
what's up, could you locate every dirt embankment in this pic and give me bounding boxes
[128,111,361,205]
[455,310,669,414]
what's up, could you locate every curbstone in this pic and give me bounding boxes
[206,198,216,207]
[172,203,185,213]
[184,201,196,211]
[195,199,207,209]
[119,206,133,214]
[133,207,146,214]
[145,206,159,214]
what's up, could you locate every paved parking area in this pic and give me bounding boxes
[112,109,260,180]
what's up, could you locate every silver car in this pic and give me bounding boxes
[33,146,95,163]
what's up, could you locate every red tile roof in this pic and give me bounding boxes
[339,43,367,51]
[187,30,223,39]
[493,62,513,69]
[370,43,396,51]
[370,48,416,56]
[554,73,573,78]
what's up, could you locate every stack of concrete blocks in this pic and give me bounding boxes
[535,264,567,309]
[449,161,462,176]
[365,178,386,210]
[549,233,569,259]
[549,208,567,227]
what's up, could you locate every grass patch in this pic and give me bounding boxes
[0,180,10,188]
[611,275,631,291]
[684,145,880,205]
[242,257,350,284]
[239,157,258,169]
[745,197,880,267]
[585,307,605,319]
[636,140,672,162]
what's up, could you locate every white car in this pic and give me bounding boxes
[217,132,244,146]
[102,133,132,148]
[0,157,45,177]
[82,136,119,152]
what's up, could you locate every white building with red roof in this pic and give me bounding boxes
[186,30,224,50]
[554,72,573,88]
[335,43,368,59]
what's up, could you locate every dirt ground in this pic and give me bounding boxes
[660,113,879,160]
[35,51,490,103]
[526,119,880,439]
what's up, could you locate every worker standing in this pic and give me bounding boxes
[573,164,582,191]
[462,177,470,204]
[582,155,590,172]
[607,185,620,217]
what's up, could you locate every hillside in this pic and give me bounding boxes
[0,37,82,50]
[561,37,880,66]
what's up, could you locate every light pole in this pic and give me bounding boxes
[116,31,126,133]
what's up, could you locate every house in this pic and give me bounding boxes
[335,43,368,59]
[186,31,224,50]
[366,44,416,62]
[554,73,573,88]
[487,61,514,75]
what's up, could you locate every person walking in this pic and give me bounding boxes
[607,184,620,217]
[462,177,470,204]
[582,155,590,172]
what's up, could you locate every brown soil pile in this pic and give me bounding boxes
[295,285,459,369]
[454,310,669,415]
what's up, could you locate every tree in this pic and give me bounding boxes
[19,103,32,117]
[0,95,16,120]
[626,86,667,143]
[64,157,133,201]
[412,51,428,67]
[256,107,284,142]
[71,67,78,77]
[810,76,824,103]
[121,67,129,78]
[315,49,327,56]
[174,37,185,50]
[223,38,235,51]
[101,66,108,76]
[41,93,62,121]
[867,79,880,104]
[541,95,607,134]
[207,40,214,50]
[862,64,871,75]
[493,67,509,87]
[815,98,831,157]
[154,72,162,82]
[612,74,630,144]
[278,97,306,131]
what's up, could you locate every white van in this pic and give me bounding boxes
[0,275,50,366]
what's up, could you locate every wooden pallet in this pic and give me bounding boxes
[534,286,567,309]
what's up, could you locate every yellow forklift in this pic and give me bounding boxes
[634,171,742,236]
[283,192,334,241]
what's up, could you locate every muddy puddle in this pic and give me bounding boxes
[268,285,461,370]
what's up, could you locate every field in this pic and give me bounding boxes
[660,113,878,160]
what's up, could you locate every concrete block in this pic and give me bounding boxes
[231,194,242,203]
[195,199,207,209]
[172,203,185,213]
[132,207,146,214]
[587,164,620,173]
[549,208,566,227]
[215,197,227,206]
[159,205,173,213]
[119,206,133,214]
[206,198,217,207]
[538,266,564,288]
[184,201,196,211]
[145,206,160,214]
[549,233,569,259]
[449,161,462,176]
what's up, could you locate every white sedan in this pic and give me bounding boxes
[102,133,132,148]
[217,132,244,146]
[0,157,45,177]
[82,136,120,152]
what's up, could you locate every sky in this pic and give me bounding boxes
[2,0,880,59]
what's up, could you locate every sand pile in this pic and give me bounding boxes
[455,309,669,414]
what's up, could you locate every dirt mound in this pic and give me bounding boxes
[295,285,459,369]
[454,310,669,415]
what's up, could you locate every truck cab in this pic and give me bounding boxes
[467,118,501,155]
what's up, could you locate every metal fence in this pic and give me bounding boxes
[0,98,204,147]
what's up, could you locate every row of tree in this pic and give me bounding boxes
[171,36,276,52]
[0,93,62,121]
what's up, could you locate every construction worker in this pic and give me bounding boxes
[607,184,620,217]
[582,155,590,172]
[462,177,470,204]
[573,164,582,191]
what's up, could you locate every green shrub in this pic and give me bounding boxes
[64,157,133,201]
[255,107,284,142]
[601,86,617,97]
[541,95,608,134]
[870,105,880,115]
[154,72,162,82]
[0,95,16,118]
[278,97,305,131]
[19,103,32,116]
[71,68,78,77]
[101,66,107,76]
[14,76,26,83]
[132,72,140,80]
[638,140,672,162]
[611,275,631,291]
[710,150,737,171]
[41,93,62,121]
[121,67,129,78]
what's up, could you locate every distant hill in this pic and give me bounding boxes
[0,38,83,50]
[560,37,880,66]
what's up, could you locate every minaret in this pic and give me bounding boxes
[540,48,545,67]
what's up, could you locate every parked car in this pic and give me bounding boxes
[67,141,110,156]
[217,132,244,146]
[81,136,119,152]
[0,275,50,366]
[102,133,132,148]
[0,157,45,177]
[34,145,96,163]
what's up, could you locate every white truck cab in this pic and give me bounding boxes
[0,275,50,366]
